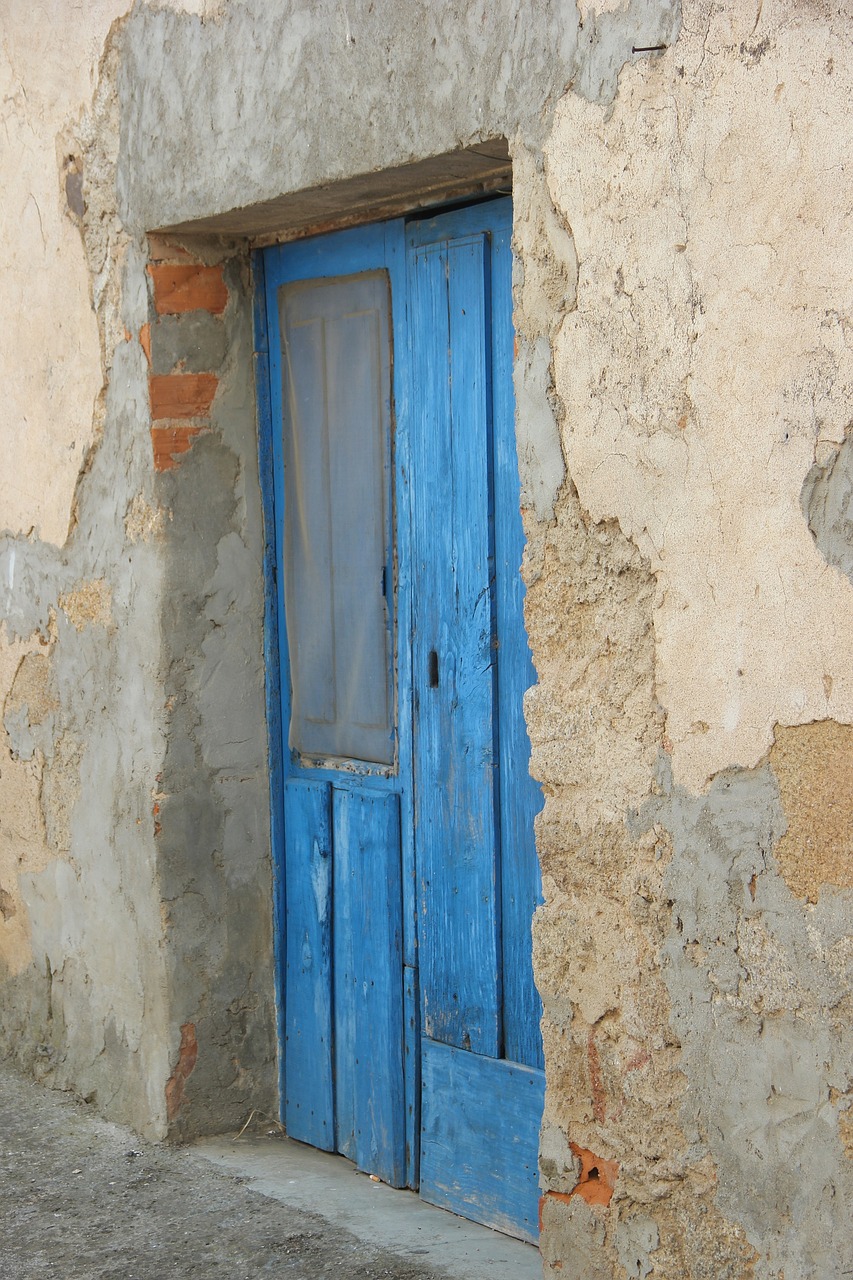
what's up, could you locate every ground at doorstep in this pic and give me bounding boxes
[0,1061,448,1279]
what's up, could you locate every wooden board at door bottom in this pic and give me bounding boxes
[418,1038,545,1242]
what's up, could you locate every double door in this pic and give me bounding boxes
[260,198,544,1242]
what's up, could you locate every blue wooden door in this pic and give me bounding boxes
[259,199,544,1242]
[407,203,545,1241]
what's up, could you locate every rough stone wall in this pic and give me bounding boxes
[528,2,853,1276]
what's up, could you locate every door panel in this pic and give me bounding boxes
[333,789,405,1185]
[282,779,334,1149]
[409,231,502,1058]
[408,203,544,1241]
[261,200,544,1239]
[420,1038,544,1240]
[266,225,408,1187]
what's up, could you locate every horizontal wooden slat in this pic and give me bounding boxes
[419,1038,545,1243]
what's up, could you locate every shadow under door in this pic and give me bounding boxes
[258,198,545,1243]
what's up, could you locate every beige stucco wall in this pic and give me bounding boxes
[548,0,853,794]
[0,0,230,1039]
[0,0,207,1134]
[0,0,124,997]
[0,0,129,546]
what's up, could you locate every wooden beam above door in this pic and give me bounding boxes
[155,141,511,245]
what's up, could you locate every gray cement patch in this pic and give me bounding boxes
[117,0,681,236]
[801,432,853,585]
[634,759,853,1279]
[192,1135,542,1280]
[150,311,227,375]
[514,336,566,521]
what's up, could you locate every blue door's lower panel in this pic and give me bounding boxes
[333,788,406,1186]
[282,778,406,1186]
[419,1037,545,1242]
[283,779,334,1150]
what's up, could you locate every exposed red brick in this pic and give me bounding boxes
[568,1143,619,1207]
[148,263,228,315]
[165,1022,198,1122]
[539,1147,620,1227]
[151,425,206,472]
[139,322,151,367]
[149,372,218,420]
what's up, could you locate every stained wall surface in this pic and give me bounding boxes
[531,3,853,1276]
[1,0,851,1276]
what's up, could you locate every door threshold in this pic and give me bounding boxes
[191,1133,542,1280]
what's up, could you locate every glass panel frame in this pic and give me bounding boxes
[278,270,397,770]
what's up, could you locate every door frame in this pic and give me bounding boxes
[252,197,544,1231]
[253,218,421,1185]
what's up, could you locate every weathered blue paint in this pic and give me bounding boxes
[333,788,406,1184]
[489,214,545,1072]
[252,249,289,1115]
[282,779,334,1149]
[259,198,544,1235]
[403,962,420,1188]
[407,201,545,1231]
[264,222,411,1187]
[408,224,502,1058]
[419,1037,545,1244]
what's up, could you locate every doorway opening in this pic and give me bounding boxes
[255,196,544,1242]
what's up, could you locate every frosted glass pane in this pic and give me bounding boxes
[279,272,394,765]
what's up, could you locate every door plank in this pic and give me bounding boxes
[419,1037,545,1243]
[283,779,334,1148]
[333,787,406,1186]
[409,232,501,1058]
[403,962,420,1189]
[490,220,545,1071]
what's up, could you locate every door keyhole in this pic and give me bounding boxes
[428,650,439,688]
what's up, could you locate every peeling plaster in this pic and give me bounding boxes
[0,0,131,546]
[547,0,853,792]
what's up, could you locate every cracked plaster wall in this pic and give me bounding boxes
[529,2,853,1276]
[0,0,129,547]
[0,0,274,1138]
[2,0,852,1275]
[1,0,171,1131]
